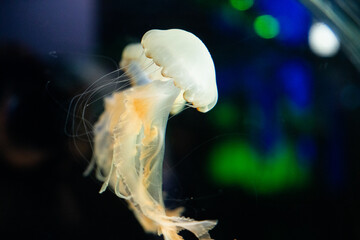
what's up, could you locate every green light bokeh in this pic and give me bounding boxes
[210,102,240,129]
[230,0,254,11]
[208,139,308,194]
[254,15,280,39]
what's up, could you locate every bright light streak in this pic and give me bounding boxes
[308,22,340,57]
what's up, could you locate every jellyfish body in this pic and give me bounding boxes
[90,29,218,240]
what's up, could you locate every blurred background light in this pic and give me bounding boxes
[253,15,279,39]
[230,0,254,11]
[278,60,312,113]
[308,22,340,57]
[208,139,309,194]
[256,0,311,44]
[210,102,240,129]
[0,0,97,56]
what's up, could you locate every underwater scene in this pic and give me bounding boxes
[0,0,359,239]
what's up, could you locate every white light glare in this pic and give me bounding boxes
[308,22,340,57]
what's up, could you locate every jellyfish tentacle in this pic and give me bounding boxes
[161,216,218,240]
[99,160,114,193]
[89,29,218,240]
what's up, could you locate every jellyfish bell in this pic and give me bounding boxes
[120,29,218,114]
[141,29,217,113]
[89,29,218,240]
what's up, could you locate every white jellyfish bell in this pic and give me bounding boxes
[87,29,218,240]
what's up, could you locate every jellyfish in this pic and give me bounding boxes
[87,29,218,240]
